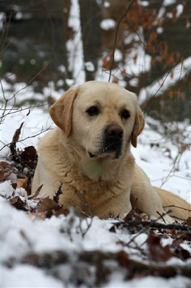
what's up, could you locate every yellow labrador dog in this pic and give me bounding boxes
[32,81,191,221]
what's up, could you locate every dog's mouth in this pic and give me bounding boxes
[88,144,122,160]
[88,126,123,160]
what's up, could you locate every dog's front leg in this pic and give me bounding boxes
[131,164,173,223]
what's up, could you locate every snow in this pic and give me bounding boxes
[139,56,191,104]
[163,0,176,6]
[114,49,123,62]
[66,0,85,85]
[138,1,149,7]
[100,19,116,30]
[176,4,184,18]
[104,275,191,288]
[131,121,191,203]
[123,30,152,77]
[104,1,111,8]
[0,181,14,197]
[0,12,5,30]
[157,27,163,34]
[84,61,95,72]
[0,106,52,154]
[157,7,166,20]
[1,265,63,288]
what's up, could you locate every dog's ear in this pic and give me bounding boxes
[49,87,79,137]
[131,106,145,148]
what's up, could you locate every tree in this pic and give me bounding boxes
[79,0,102,81]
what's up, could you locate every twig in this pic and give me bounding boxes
[9,59,53,101]
[0,1,14,55]
[53,182,63,203]
[152,70,171,98]
[113,220,191,233]
[156,211,166,223]
[75,190,92,217]
[9,122,24,158]
[5,250,191,280]
[121,210,174,247]
[108,0,136,82]
[78,216,93,239]
[0,126,51,153]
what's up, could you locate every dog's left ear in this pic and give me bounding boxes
[131,106,145,147]
[49,87,79,137]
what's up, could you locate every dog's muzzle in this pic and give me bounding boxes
[89,124,123,159]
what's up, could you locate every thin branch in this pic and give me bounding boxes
[0,126,51,153]
[8,59,53,101]
[5,249,191,280]
[113,219,191,234]
[108,0,136,82]
[152,70,171,98]
[0,1,14,55]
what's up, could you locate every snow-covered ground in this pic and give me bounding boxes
[0,99,191,287]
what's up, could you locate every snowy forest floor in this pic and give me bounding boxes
[0,100,191,287]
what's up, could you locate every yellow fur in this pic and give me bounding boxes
[32,81,191,222]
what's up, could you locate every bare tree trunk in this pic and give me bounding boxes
[79,0,102,81]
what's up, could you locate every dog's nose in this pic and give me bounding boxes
[106,125,123,139]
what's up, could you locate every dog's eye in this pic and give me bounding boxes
[86,106,99,116]
[121,109,130,119]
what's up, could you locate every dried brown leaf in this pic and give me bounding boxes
[185,217,191,227]
[20,146,38,170]
[10,196,27,211]
[147,231,173,262]
[0,161,15,182]
[37,197,69,218]
[117,250,130,267]
[28,184,43,200]
[123,208,142,222]
[12,122,24,144]
[53,182,63,203]
[16,177,28,189]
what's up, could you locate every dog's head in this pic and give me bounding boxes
[50,81,144,160]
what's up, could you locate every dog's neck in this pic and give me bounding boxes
[82,160,103,181]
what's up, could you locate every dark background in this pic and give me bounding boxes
[0,0,191,121]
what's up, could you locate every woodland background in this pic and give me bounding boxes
[0,0,191,121]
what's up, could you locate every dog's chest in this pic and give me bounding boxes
[53,151,135,216]
[58,163,124,198]
[59,171,127,216]
[60,165,122,196]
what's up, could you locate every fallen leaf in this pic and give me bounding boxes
[185,217,191,226]
[16,177,28,189]
[28,184,43,200]
[147,231,173,262]
[37,197,69,218]
[10,196,28,211]
[123,208,142,222]
[0,161,17,182]
[10,122,24,157]
[12,122,24,144]
[20,146,38,170]
[117,250,130,267]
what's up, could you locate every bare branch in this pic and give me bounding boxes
[108,0,136,82]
